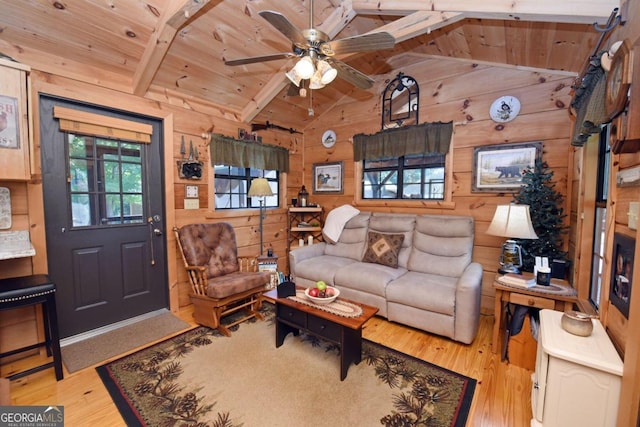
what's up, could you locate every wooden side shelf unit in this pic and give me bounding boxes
[287,206,324,255]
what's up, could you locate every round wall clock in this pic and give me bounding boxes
[489,96,521,123]
[605,39,631,121]
[322,129,336,148]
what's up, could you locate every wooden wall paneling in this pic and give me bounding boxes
[304,58,574,315]
[617,213,640,426]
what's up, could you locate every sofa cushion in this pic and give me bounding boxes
[408,215,474,277]
[323,212,370,260]
[322,204,360,243]
[369,213,416,268]
[334,262,407,297]
[362,231,404,268]
[386,271,457,315]
[293,255,357,286]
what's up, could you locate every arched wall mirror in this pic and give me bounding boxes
[381,72,419,130]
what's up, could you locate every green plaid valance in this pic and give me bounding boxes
[353,121,453,161]
[209,133,289,172]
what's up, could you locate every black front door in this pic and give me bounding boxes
[39,96,167,338]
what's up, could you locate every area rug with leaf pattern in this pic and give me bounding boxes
[96,303,476,426]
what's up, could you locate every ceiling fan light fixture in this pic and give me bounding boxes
[285,68,302,86]
[294,56,315,79]
[309,73,325,90]
[316,60,337,85]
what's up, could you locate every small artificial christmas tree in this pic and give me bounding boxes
[512,159,568,272]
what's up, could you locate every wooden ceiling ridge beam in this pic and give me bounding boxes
[398,52,579,77]
[132,0,213,97]
[351,0,616,24]
[239,1,358,123]
[373,11,465,44]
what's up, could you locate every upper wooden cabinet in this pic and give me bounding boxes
[0,58,31,181]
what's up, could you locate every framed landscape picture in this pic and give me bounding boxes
[312,161,343,194]
[472,142,542,192]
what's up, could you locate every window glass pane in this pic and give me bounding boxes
[363,170,397,198]
[71,194,93,227]
[69,135,94,157]
[97,139,118,148]
[121,163,142,193]
[121,144,141,163]
[69,159,90,192]
[428,182,444,198]
[103,161,121,192]
[104,194,122,224]
[123,194,143,223]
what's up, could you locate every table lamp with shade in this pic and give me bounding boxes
[248,177,273,256]
[486,204,538,274]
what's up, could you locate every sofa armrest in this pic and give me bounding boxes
[453,262,483,344]
[289,242,326,277]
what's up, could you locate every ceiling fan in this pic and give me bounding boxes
[224,0,395,90]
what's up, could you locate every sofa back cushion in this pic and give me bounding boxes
[369,213,416,268]
[323,212,371,260]
[408,215,474,277]
[177,223,240,278]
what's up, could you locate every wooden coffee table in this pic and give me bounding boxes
[266,288,378,381]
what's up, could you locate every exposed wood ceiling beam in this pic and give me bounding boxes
[239,0,616,123]
[240,1,358,123]
[352,0,617,24]
[132,0,213,97]
[373,11,465,43]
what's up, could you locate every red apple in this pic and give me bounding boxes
[308,288,319,297]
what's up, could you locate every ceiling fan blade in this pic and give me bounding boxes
[259,10,308,49]
[322,32,395,56]
[328,59,374,89]
[225,52,294,66]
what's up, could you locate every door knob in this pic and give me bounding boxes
[153,228,163,236]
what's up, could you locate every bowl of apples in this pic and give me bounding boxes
[305,281,339,305]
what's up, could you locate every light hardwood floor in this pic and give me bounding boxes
[3,306,533,426]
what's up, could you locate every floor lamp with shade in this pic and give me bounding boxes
[248,177,273,256]
[486,204,538,274]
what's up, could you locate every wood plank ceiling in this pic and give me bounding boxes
[0,0,619,132]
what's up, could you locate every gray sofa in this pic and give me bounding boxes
[289,212,483,344]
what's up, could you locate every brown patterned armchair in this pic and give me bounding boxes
[174,223,271,336]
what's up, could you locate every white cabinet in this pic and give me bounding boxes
[531,310,623,427]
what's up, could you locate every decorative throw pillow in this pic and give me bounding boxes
[363,231,404,268]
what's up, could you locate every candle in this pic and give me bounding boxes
[299,238,304,247]
[308,235,313,245]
